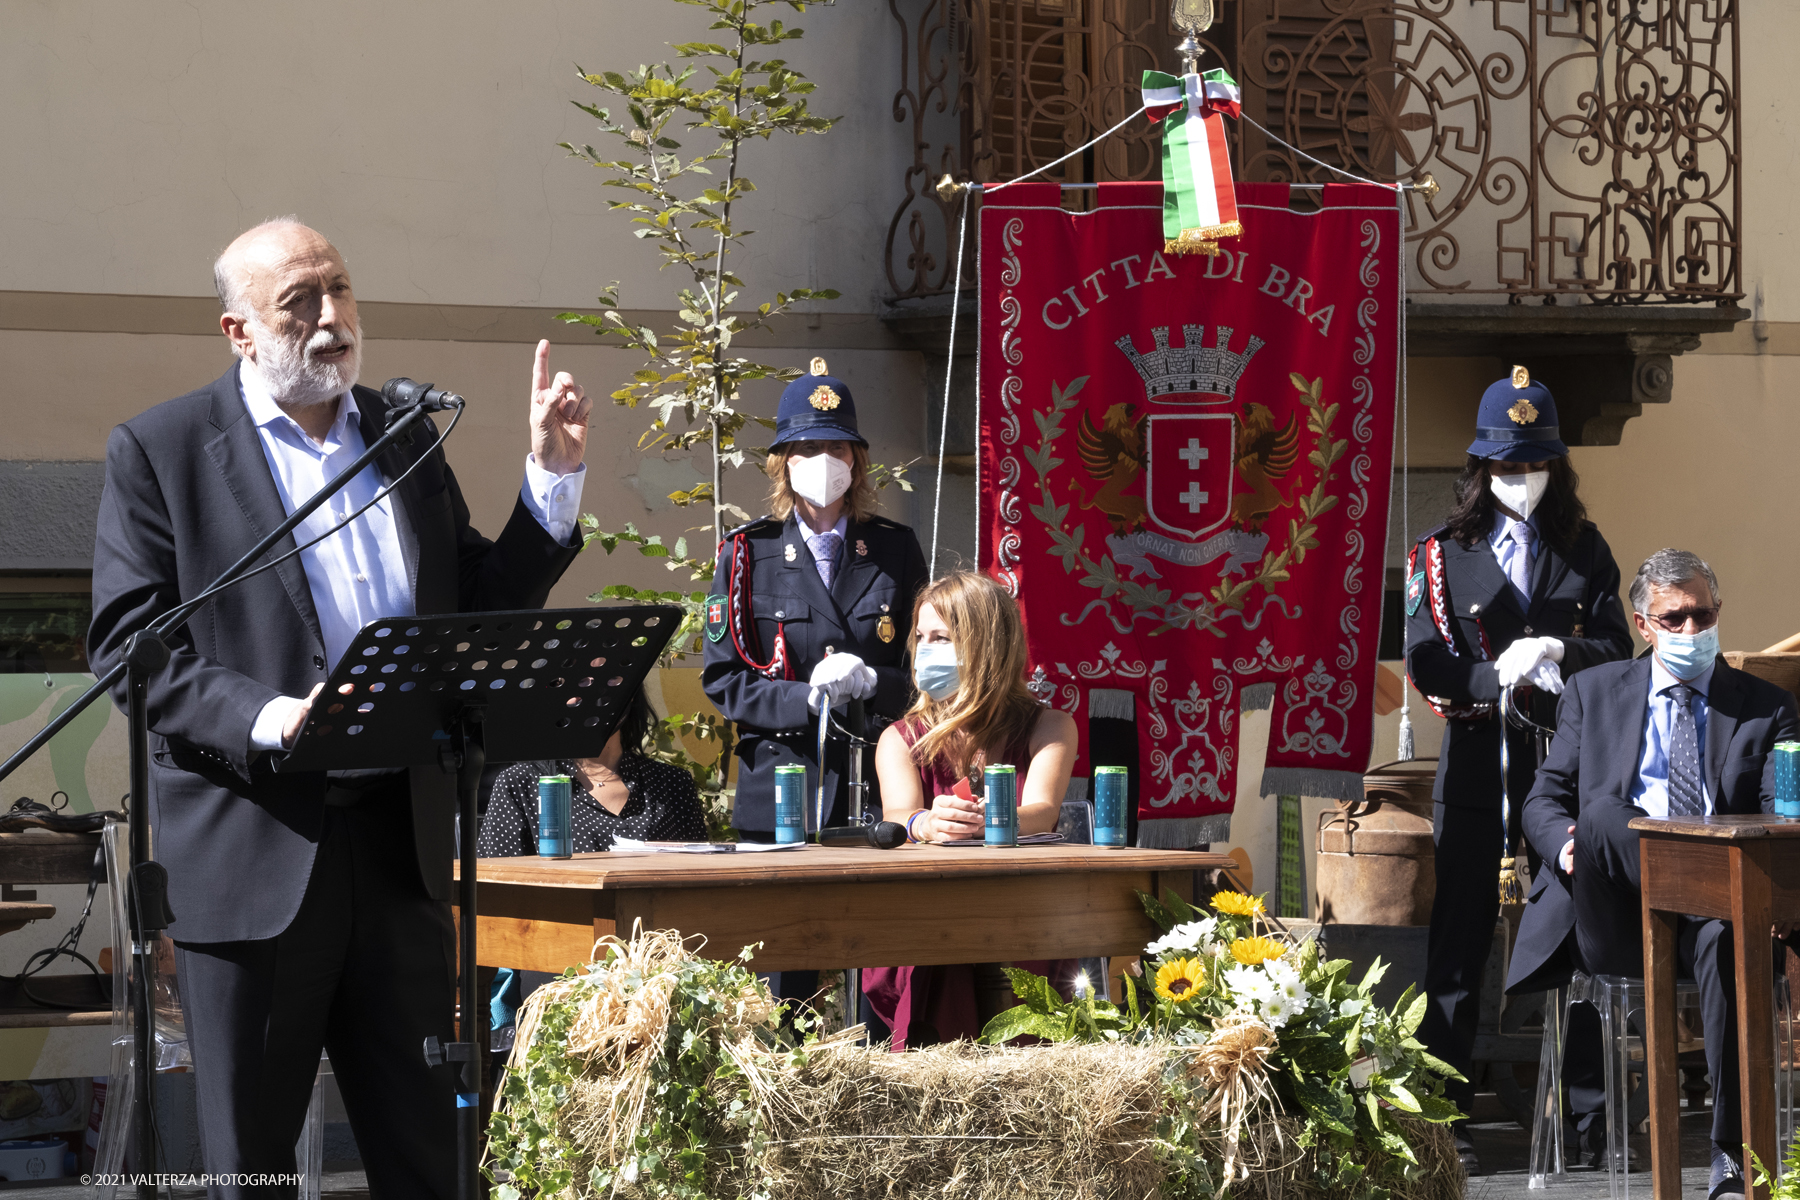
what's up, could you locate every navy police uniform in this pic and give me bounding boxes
[1403,371,1632,1130]
[703,511,926,831]
[701,361,928,835]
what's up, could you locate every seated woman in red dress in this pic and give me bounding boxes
[865,570,1080,1049]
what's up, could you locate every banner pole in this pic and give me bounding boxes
[929,187,971,580]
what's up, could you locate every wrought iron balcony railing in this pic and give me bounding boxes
[886,0,1742,308]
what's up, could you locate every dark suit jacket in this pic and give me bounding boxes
[1404,521,1632,811]
[88,364,580,943]
[701,513,927,831]
[1504,654,1800,992]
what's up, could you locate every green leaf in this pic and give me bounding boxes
[1137,889,1177,932]
[1415,1094,1463,1122]
[1291,1072,1355,1136]
[1379,1081,1423,1113]
[978,1005,1069,1045]
[1000,967,1061,1015]
[1398,987,1428,1037]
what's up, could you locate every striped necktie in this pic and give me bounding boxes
[1666,682,1705,818]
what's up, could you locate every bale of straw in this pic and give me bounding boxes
[496,930,1462,1200]
[1222,1113,1463,1200]
[754,1038,1172,1200]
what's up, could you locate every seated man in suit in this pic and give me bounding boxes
[1507,548,1799,1200]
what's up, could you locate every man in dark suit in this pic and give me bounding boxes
[1506,548,1799,1200]
[88,218,590,1197]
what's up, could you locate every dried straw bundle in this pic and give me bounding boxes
[754,1038,1173,1200]
[505,928,783,1175]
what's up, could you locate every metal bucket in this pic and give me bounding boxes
[1314,758,1437,926]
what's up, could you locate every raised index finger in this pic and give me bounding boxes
[532,339,552,395]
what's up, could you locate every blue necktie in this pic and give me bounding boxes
[807,531,842,589]
[1667,682,1705,818]
[1508,523,1534,605]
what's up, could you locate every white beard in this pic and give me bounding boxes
[247,313,362,410]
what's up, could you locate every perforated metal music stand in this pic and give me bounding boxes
[274,603,680,1200]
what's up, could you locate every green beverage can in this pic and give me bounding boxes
[984,764,1018,848]
[1094,766,1129,848]
[1776,743,1800,819]
[774,764,808,844]
[537,775,572,858]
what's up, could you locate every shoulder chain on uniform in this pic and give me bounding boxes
[1413,536,1496,722]
[725,531,793,681]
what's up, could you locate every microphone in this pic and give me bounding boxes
[381,378,465,412]
[815,822,907,850]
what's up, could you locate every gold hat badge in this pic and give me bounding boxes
[806,357,841,409]
[1506,365,1538,424]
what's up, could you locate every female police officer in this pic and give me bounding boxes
[1404,368,1632,1172]
[702,357,928,844]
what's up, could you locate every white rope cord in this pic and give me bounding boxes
[929,186,971,580]
[1238,114,1404,193]
[984,105,1149,194]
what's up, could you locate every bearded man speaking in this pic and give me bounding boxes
[88,218,591,1196]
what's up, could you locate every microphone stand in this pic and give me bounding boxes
[0,398,446,1200]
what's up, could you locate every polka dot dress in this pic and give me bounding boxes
[477,754,706,856]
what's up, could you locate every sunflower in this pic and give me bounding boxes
[1211,890,1266,917]
[1229,935,1286,966]
[1154,957,1207,1003]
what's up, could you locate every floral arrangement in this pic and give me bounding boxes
[981,888,1463,1198]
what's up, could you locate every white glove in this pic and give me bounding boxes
[1494,636,1564,688]
[807,652,877,713]
[1525,657,1564,695]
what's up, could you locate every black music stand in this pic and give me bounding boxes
[275,603,680,1200]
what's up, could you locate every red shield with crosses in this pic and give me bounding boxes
[1146,412,1236,539]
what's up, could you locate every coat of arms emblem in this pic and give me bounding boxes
[1081,324,1280,579]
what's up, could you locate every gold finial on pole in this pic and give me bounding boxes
[1413,172,1441,202]
[1171,0,1215,74]
[935,173,968,203]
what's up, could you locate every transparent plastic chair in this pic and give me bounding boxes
[1527,970,1795,1198]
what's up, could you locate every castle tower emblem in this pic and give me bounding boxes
[1114,324,1264,402]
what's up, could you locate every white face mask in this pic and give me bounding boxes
[788,452,853,508]
[1489,469,1550,520]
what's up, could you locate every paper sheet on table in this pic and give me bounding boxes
[609,838,807,854]
[934,832,1067,847]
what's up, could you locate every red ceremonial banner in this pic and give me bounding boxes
[977,182,1401,846]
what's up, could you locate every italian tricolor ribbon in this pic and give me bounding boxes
[1142,68,1242,254]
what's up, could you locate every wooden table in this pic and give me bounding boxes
[457,843,1229,974]
[1632,814,1800,1200]
[0,829,109,1029]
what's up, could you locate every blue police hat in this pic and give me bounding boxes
[773,356,865,448]
[1467,366,1568,462]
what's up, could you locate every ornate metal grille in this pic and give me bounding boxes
[886,0,1742,306]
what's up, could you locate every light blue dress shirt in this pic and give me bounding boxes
[241,362,586,749]
[1488,511,1540,605]
[1629,654,1715,819]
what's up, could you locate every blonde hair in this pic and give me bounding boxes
[765,443,879,523]
[904,571,1043,778]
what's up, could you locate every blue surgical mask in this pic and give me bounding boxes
[1656,624,1720,681]
[913,642,961,701]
